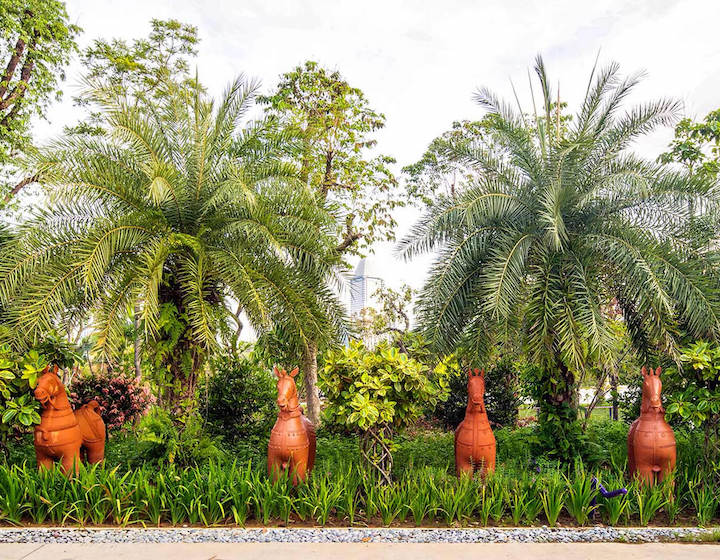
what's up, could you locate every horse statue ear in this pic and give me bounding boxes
[273,366,283,379]
[480,368,485,379]
[467,368,473,379]
[655,366,662,377]
[52,365,59,375]
[641,366,648,377]
[289,367,299,378]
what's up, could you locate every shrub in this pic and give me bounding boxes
[69,368,153,431]
[200,356,276,441]
[0,345,45,458]
[320,340,452,481]
[136,406,224,467]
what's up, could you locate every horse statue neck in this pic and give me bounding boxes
[277,405,302,421]
[464,400,488,423]
[640,397,665,419]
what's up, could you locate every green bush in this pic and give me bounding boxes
[320,340,452,480]
[200,356,276,442]
[135,407,225,467]
[0,345,45,458]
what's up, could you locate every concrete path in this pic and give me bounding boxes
[1,543,718,560]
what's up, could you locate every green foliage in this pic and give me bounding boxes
[0,73,340,408]
[321,340,452,480]
[1,421,719,526]
[563,464,598,525]
[321,341,451,432]
[33,333,82,369]
[135,406,224,467]
[261,60,400,255]
[521,362,588,462]
[200,355,276,441]
[399,56,720,460]
[0,344,45,456]
[0,0,80,191]
[660,109,720,181]
[663,341,720,475]
[403,118,495,206]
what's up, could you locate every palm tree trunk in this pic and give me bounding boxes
[302,339,321,426]
[133,304,142,381]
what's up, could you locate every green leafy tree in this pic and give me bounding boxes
[665,341,720,477]
[0,0,80,203]
[66,18,200,137]
[320,340,452,482]
[403,119,494,205]
[399,57,720,457]
[659,108,720,249]
[0,77,339,411]
[261,61,400,424]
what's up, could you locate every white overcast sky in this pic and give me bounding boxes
[32,0,720,295]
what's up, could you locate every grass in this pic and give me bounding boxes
[0,458,717,528]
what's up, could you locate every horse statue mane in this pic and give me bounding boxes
[454,367,496,476]
[33,364,106,474]
[627,366,676,486]
[267,365,316,484]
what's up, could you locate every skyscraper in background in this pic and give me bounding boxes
[349,258,384,315]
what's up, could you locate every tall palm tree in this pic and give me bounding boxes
[0,77,341,408]
[399,57,720,417]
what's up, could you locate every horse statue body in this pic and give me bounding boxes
[455,368,496,476]
[267,366,316,484]
[33,365,106,474]
[627,366,676,486]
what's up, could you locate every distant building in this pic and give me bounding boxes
[348,258,384,315]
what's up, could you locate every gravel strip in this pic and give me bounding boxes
[0,527,717,543]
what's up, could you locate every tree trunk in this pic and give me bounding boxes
[133,304,142,381]
[610,369,619,421]
[302,339,321,426]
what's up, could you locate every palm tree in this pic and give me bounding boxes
[0,77,341,408]
[399,57,720,421]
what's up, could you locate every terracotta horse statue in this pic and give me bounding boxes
[627,366,676,486]
[33,365,106,474]
[455,368,496,476]
[267,366,316,484]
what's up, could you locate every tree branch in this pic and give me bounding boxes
[335,215,362,253]
[0,37,26,100]
[0,37,36,111]
[3,174,38,203]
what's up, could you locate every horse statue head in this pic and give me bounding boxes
[641,365,663,412]
[274,366,300,413]
[467,368,486,412]
[34,365,65,410]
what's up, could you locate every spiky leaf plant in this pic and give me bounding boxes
[0,77,341,407]
[399,56,720,447]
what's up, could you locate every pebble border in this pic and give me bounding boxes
[0,527,717,544]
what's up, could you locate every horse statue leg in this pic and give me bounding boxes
[267,447,284,482]
[35,447,54,471]
[59,443,82,475]
[454,422,473,477]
